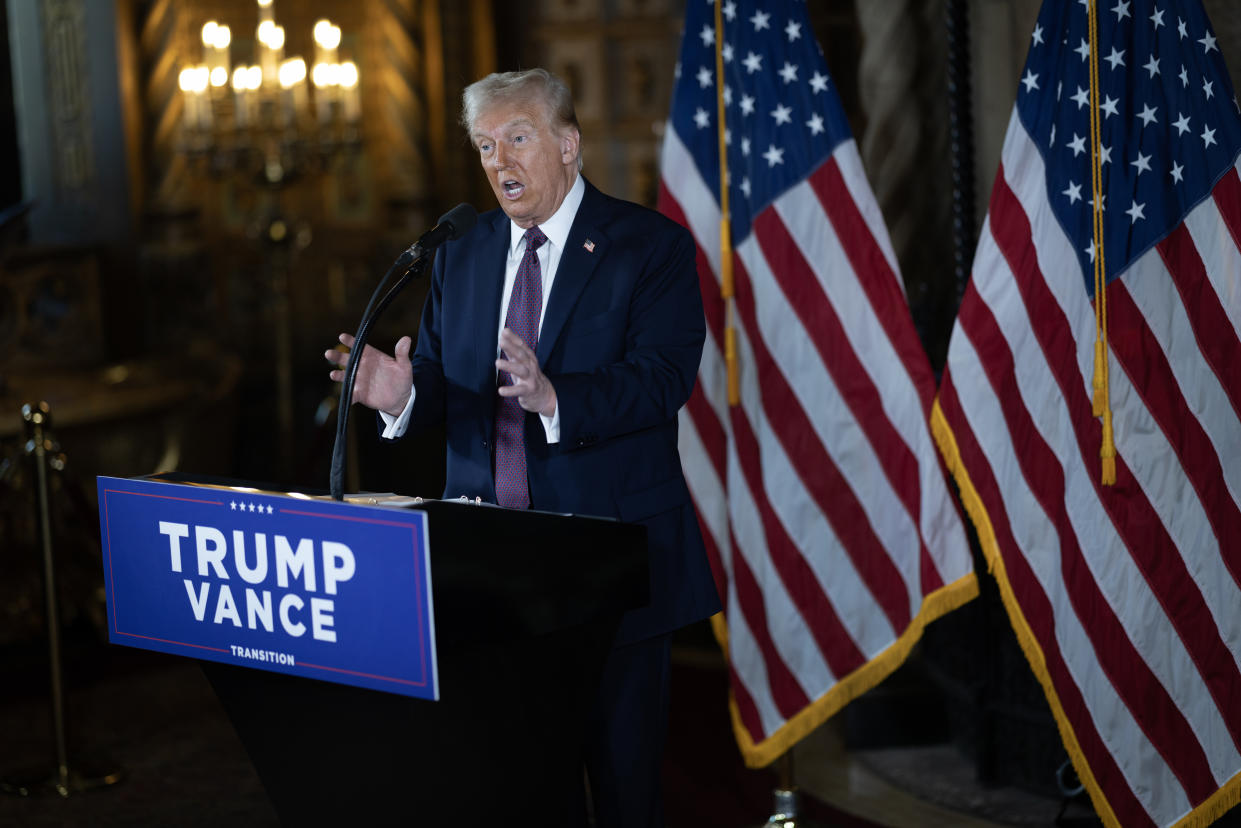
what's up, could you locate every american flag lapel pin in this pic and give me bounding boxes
[583,239,595,253]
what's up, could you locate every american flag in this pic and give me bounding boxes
[933,0,1241,825]
[658,0,976,766]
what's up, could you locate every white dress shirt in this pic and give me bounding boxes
[380,173,585,442]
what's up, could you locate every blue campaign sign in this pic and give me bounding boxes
[97,476,438,700]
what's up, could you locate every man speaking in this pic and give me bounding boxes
[324,69,720,826]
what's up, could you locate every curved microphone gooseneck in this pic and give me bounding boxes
[329,203,477,501]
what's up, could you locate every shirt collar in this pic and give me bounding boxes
[508,173,585,255]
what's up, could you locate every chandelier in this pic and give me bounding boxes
[176,0,361,182]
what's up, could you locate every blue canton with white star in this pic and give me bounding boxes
[668,0,853,242]
[1018,0,1241,293]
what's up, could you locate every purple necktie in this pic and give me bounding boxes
[494,226,547,509]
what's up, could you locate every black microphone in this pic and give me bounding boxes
[329,203,477,501]
[406,202,478,260]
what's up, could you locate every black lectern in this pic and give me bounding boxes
[199,498,648,826]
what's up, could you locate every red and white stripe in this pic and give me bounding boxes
[937,110,1241,828]
[660,125,975,764]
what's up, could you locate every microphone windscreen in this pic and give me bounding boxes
[438,203,477,240]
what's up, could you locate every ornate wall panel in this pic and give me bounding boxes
[40,0,97,206]
[542,35,608,127]
[521,0,681,205]
[535,0,603,23]
[612,36,673,128]
[7,0,134,245]
[621,138,659,210]
[614,0,675,16]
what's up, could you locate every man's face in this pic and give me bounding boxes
[470,95,579,229]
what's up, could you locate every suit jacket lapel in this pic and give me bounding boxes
[538,182,610,363]
[472,211,511,403]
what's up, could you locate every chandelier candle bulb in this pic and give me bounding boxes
[179,65,211,131]
[196,66,212,129]
[312,19,344,126]
[178,66,193,130]
[201,21,231,88]
[258,20,280,88]
[278,57,307,127]
[212,24,231,78]
[311,61,334,125]
[231,65,249,128]
[313,18,340,68]
[340,60,360,123]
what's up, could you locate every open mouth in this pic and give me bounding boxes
[502,180,525,199]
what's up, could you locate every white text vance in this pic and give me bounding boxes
[159,521,356,643]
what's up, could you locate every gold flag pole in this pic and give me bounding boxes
[1086,0,1117,485]
[714,0,739,407]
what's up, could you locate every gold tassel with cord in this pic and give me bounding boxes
[726,326,740,407]
[1101,408,1117,486]
[1092,340,1106,416]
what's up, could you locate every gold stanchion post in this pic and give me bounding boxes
[1,402,123,797]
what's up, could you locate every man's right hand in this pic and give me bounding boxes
[324,333,413,417]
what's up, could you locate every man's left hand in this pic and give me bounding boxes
[497,328,557,417]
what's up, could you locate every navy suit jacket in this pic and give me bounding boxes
[403,179,720,643]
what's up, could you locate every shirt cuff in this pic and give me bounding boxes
[539,406,560,444]
[378,388,416,439]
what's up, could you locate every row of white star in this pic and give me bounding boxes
[692,103,827,136]
[693,59,830,90]
[682,53,830,90]
[1029,83,1238,144]
[229,501,275,514]
[1024,58,1222,96]
[1053,118,1222,157]
[1044,1,1220,51]
[1062,183,1159,226]
[1059,78,1229,118]
[697,4,805,42]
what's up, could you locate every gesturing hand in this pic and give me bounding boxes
[496,328,557,417]
[324,333,413,417]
